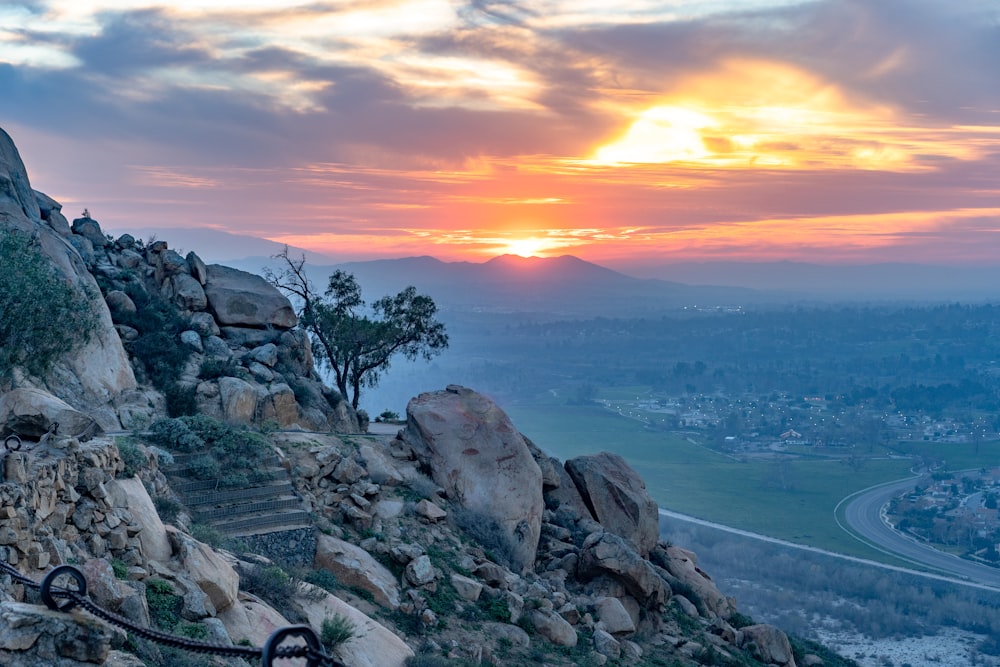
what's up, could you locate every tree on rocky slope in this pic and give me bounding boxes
[266,247,448,409]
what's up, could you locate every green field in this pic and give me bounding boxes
[504,398,916,561]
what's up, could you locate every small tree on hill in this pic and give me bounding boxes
[266,247,448,410]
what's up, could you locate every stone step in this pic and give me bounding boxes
[212,510,312,536]
[184,481,296,507]
[193,497,302,521]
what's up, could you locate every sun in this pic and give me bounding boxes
[503,237,550,257]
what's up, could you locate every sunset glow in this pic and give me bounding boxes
[3,1,1000,269]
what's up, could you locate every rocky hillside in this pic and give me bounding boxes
[0,126,853,666]
[0,125,354,434]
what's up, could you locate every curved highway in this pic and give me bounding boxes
[838,477,1000,589]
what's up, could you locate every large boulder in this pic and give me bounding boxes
[217,592,291,647]
[0,128,136,427]
[0,127,39,222]
[106,477,172,563]
[565,452,659,557]
[167,528,240,612]
[314,534,400,609]
[398,385,543,572]
[654,545,733,619]
[739,624,797,667]
[0,602,112,666]
[0,387,102,440]
[577,531,668,609]
[292,582,414,667]
[204,264,297,329]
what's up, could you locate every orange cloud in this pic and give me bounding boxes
[590,59,983,172]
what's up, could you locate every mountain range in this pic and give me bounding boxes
[113,227,1000,313]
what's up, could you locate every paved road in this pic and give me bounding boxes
[838,477,1000,589]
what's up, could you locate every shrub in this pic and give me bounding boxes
[153,496,181,524]
[376,410,400,422]
[145,579,181,631]
[114,289,192,415]
[451,508,517,569]
[302,568,339,593]
[176,621,208,640]
[240,565,298,616]
[189,523,224,548]
[320,614,356,656]
[0,229,99,380]
[199,357,238,380]
[111,559,128,580]
[116,439,146,478]
[189,455,220,480]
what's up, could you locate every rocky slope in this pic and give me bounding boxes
[0,125,850,666]
[0,126,355,434]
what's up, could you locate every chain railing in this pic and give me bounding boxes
[0,556,347,667]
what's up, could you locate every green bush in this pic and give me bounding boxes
[198,357,239,380]
[113,288,192,415]
[0,229,99,380]
[188,523,230,549]
[303,568,339,593]
[145,579,181,631]
[116,439,146,478]
[152,496,181,524]
[111,559,128,580]
[320,614,356,656]
[240,565,298,617]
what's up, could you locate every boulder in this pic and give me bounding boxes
[204,264,296,329]
[106,477,172,562]
[577,532,667,609]
[250,343,279,367]
[399,385,543,572]
[186,251,208,285]
[292,582,414,667]
[565,452,659,557]
[259,383,298,426]
[34,190,71,236]
[167,528,240,612]
[405,554,436,586]
[594,596,636,635]
[593,628,621,660]
[71,217,109,247]
[0,387,102,440]
[450,573,483,601]
[739,624,797,667]
[188,312,220,337]
[0,602,112,666]
[529,608,578,647]
[166,273,207,312]
[415,499,447,522]
[654,545,733,619]
[218,377,258,423]
[315,534,400,609]
[104,291,136,316]
[217,593,291,647]
[0,128,39,221]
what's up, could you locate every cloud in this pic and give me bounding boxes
[2,0,999,265]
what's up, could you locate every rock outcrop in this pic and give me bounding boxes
[566,451,660,557]
[0,125,357,433]
[204,264,297,329]
[0,129,137,430]
[398,385,544,573]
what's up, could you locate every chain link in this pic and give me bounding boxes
[0,559,346,666]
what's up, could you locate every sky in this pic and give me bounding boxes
[2,0,1000,270]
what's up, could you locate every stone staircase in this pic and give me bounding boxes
[164,453,312,538]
